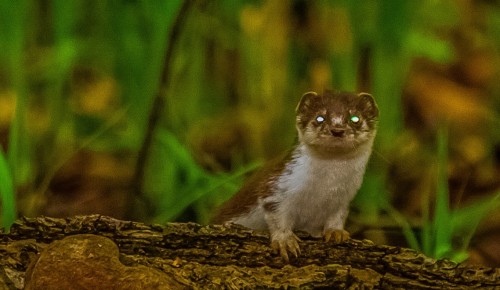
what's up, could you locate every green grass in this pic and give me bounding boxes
[145,129,260,224]
[0,148,16,231]
[0,0,184,224]
[0,1,32,230]
[427,126,452,258]
[384,127,500,262]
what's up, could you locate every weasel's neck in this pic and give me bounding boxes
[273,140,373,210]
[296,136,375,162]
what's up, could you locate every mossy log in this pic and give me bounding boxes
[0,215,498,289]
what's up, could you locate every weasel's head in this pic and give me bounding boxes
[295,90,379,155]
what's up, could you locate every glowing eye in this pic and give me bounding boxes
[350,115,360,124]
[315,116,325,123]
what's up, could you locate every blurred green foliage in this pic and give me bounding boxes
[0,0,498,263]
[384,127,500,262]
[0,0,185,223]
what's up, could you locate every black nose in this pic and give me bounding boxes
[330,129,345,137]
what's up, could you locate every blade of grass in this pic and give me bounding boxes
[433,125,452,258]
[451,191,500,258]
[0,147,16,231]
[380,199,421,251]
[7,91,32,186]
[421,180,432,256]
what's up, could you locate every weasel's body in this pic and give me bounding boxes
[213,90,379,261]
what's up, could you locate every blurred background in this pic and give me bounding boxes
[0,0,499,266]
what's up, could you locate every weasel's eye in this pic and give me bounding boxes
[315,116,325,123]
[350,115,360,124]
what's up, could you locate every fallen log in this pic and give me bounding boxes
[0,215,498,289]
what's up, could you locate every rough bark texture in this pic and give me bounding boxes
[0,215,498,289]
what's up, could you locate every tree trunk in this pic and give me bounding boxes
[0,215,498,289]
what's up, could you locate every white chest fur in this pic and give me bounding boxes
[232,142,373,236]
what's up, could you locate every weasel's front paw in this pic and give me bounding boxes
[324,229,350,243]
[270,232,301,263]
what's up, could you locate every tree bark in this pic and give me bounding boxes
[0,215,498,289]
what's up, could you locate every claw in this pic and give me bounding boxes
[271,233,301,263]
[324,229,350,243]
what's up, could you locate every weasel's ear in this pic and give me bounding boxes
[296,91,321,113]
[357,92,379,119]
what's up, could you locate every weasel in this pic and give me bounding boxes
[212,90,379,262]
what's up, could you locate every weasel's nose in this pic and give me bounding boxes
[330,128,345,137]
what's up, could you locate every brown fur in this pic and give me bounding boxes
[211,150,294,223]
